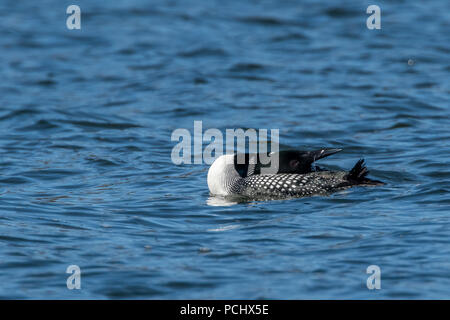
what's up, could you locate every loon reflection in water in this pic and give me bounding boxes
[207,148,383,199]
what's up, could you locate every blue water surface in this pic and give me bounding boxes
[0,0,449,299]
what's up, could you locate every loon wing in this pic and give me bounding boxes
[233,148,342,177]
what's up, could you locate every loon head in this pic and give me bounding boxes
[273,148,343,174]
[207,154,241,196]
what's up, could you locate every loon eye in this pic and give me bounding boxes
[289,160,299,169]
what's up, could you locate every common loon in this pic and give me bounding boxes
[207,149,383,198]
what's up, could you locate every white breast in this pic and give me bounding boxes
[207,154,241,196]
